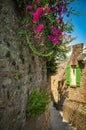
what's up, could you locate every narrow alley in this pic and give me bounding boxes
[49,102,76,130]
[0,1,86,130]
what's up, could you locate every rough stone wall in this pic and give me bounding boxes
[50,62,67,104]
[51,75,58,103]
[0,0,47,130]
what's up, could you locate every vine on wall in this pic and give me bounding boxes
[16,0,79,75]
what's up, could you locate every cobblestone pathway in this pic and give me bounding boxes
[49,102,76,130]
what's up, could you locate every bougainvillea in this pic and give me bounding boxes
[17,0,78,58]
[16,0,79,75]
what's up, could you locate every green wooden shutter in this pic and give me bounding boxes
[76,65,80,87]
[66,65,70,85]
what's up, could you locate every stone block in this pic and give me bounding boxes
[3,78,12,85]
[0,88,7,108]
[0,59,9,68]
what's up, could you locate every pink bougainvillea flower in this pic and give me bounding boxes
[56,29,62,35]
[32,7,43,17]
[51,26,58,35]
[48,35,53,41]
[49,26,63,43]
[32,12,39,23]
[45,7,50,15]
[32,7,43,23]
[35,0,39,4]
[32,16,39,23]
[32,12,35,16]
[52,30,58,35]
[26,5,33,10]
[48,35,59,44]
[32,7,42,17]
[35,24,44,33]
[36,7,43,16]
[52,36,59,44]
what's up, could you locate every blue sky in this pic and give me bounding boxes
[69,0,86,45]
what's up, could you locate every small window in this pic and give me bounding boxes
[70,66,76,87]
[66,65,70,85]
[66,65,80,87]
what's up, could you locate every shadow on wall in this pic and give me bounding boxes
[57,80,69,110]
[51,79,69,110]
[51,91,58,109]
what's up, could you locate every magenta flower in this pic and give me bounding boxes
[36,7,43,16]
[52,36,59,44]
[45,7,50,15]
[51,26,58,35]
[48,35,59,44]
[32,7,43,23]
[52,30,58,35]
[32,18,39,23]
[48,35,53,41]
[32,7,42,17]
[32,12,39,23]
[26,5,33,10]
[35,24,44,33]
[32,17,39,23]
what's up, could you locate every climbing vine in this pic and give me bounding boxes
[17,0,78,56]
[16,0,79,75]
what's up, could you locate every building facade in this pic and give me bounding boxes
[58,43,86,130]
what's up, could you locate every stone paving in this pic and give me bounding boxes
[49,102,76,130]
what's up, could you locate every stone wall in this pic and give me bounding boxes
[50,62,67,104]
[51,75,58,103]
[0,0,48,130]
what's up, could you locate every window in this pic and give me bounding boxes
[66,65,80,87]
[66,65,70,85]
[70,66,76,86]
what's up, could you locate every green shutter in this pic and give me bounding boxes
[66,65,70,85]
[76,65,80,87]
